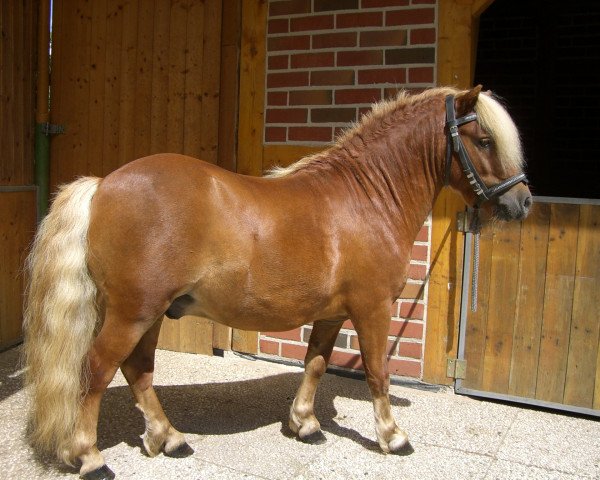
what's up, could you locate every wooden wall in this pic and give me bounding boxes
[49,0,238,355]
[0,0,38,348]
[461,201,600,410]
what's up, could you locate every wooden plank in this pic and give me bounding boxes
[0,191,36,348]
[217,0,241,172]
[198,0,222,164]
[508,202,551,398]
[165,0,187,153]
[182,0,206,159]
[480,219,521,394]
[462,223,494,390]
[100,0,123,177]
[117,0,139,168]
[88,0,108,174]
[1,0,15,184]
[237,0,267,176]
[179,316,214,355]
[563,205,600,408]
[133,0,155,159]
[535,203,579,403]
[437,0,474,88]
[149,0,170,153]
[423,190,465,385]
[23,0,36,185]
[12,0,24,185]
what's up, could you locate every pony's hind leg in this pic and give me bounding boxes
[72,312,156,480]
[352,304,410,454]
[120,318,192,458]
[289,319,343,443]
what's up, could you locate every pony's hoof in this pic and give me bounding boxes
[390,440,414,456]
[81,465,115,480]
[164,442,194,458]
[299,430,327,445]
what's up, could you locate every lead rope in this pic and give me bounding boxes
[470,209,481,312]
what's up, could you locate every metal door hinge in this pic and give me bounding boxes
[41,123,65,136]
[447,358,467,379]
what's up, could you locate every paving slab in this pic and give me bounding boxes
[0,347,598,479]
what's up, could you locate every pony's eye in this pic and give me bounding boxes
[479,138,492,149]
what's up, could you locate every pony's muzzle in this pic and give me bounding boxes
[495,184,532,221]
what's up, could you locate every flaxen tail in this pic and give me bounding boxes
[23,176,101,464]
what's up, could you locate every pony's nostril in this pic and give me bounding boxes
[523,195,532,210]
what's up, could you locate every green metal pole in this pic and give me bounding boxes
[35,0,51,221]
[34,123,50,220]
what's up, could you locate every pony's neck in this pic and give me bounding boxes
[329,96,447,238]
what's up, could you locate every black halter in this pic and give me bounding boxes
[444,94,527,207]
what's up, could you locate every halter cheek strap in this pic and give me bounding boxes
[444,94,528,207]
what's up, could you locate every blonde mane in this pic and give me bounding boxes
[267,86,523,178]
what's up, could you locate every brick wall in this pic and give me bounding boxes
[265,0,437,145]
[259,0,437,379]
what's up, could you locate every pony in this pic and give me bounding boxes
[23,86,531,479]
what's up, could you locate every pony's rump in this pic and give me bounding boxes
[23,176,101,463]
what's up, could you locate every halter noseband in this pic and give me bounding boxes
[444,94,527,207]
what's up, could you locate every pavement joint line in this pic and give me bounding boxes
[481,405,520,479]
[192,456,272,480]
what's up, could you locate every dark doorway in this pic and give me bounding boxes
[474,0,600,199]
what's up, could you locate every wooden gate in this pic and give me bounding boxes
[0,1,38,350]
[50,0,240,354]
[454,199,600,416]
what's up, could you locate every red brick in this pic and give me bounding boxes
[267,71,309,88]
[360,29,407,47]
[386,8,435,26]
[330,350,363,370]
[260,339,280,355]
[337,50,383,67]
[362,0,409,7]
[267,91,288,106]
[391,300,400,317]
[342,319,354,329]
[389,319,423,338]
[408,263,427,281]
[288,126,333,142]
[408,66,434,83]
[358,67,406,85]
[410,27,436,45]
[312,31,357,49]
[268,18,289,34]
[388,358,421,377]
[265,108,308,124]
[397,342,422,359]
[311,107,356,123]
[268,35,310,52]
[399,282,424,300]
[281,342,308,360]
[265,127,287,142]
[336,11,383,29]
[415,225,429,242]
[399,301,424,320]
[334,126,347,138]
[315,0,359,12]
[311,69,355,86]
[289,89,332,105]
[263,328,303,341]
[270,0,311,17]
[412,0,435,4]
[268,54,289,70]
[291,52,335,69]
[290,14,334,32]
[411,244,428,261]
[335,88,381,105]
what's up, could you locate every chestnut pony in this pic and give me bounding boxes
[23,86,531,479]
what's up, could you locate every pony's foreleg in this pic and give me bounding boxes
[120,318,192,458]
[72,313,153,480]
[289,319,343,443]
[352,305,410,454]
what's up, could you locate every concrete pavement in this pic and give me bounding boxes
[1,346,598,479]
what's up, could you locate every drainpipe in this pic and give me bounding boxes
[34,0,51,220]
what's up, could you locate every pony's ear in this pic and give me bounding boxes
[455,84,483,116]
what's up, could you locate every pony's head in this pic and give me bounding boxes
[446,86,532,221]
